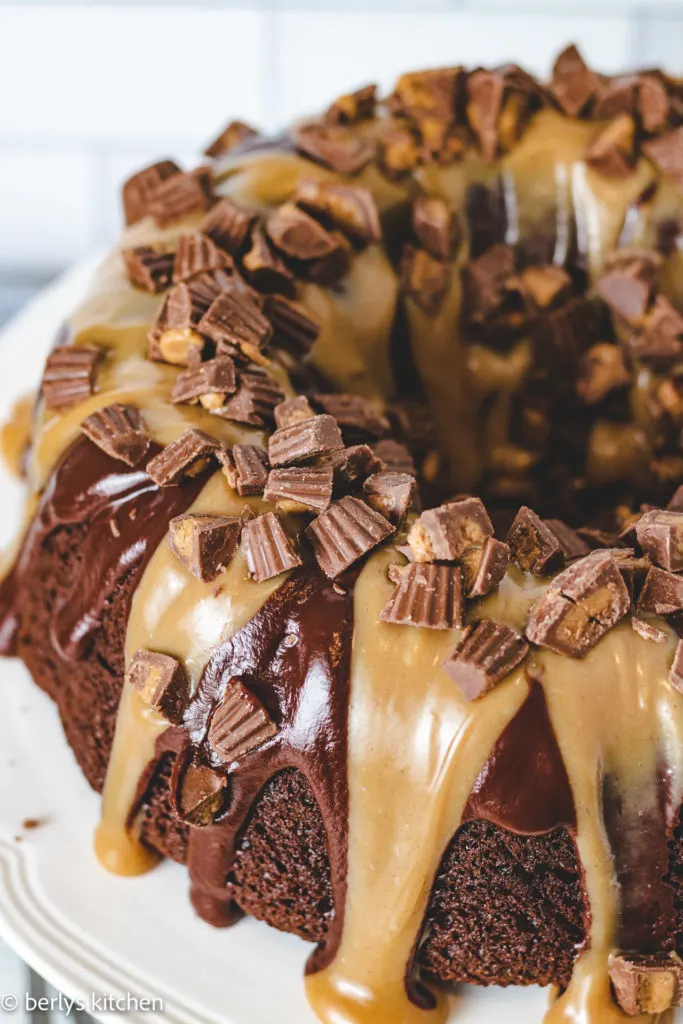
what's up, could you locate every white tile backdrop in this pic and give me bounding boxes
[0,0,681,278]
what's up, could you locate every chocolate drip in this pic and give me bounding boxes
[0,438,209,660]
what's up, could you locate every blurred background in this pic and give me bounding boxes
[1,0,683,326]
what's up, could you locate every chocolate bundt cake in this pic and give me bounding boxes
[5,43,683,1023]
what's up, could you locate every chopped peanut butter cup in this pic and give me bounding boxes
[42,344,102,411]
[173,231,229,284]
[264,466,333,514]
[381,563,464,630]
[363,471,416,526]
[80,404,150,467]
[636,509,683,572]
[176,761,227,826]
[219,444,269,497]
[307,496,395,577]
[169,513,242,582]
[146,429,220,486]
[242,512,302,582]
[207,678,278,764]
[171,357,237,409]
[269,414,344,467]
[295,181,381,245]
[204,120,260,160]
[608,951,683,1016]
[123,246,174,294]
[408,498,493,563]
[126,649,189,724]
[444,619,529,701]
[507,506,565,575]
[122,159,181,225]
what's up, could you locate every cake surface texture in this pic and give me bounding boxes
[5,43,683,1023]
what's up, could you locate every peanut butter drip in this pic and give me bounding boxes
[96,472,285,877]
[0,393,34,479]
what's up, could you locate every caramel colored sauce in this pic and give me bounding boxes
[0,393,34,479]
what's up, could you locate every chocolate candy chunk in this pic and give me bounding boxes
[263,295,320,358]
[123,246,174,293]
[371,439,415,475]
[122,159,181,226]
[242,511,302,582]
[381,563,464,630]
[520,265,572,309]
[219,444,269,496]
[507,506,565,575]
[462,242,516,323]
[639,566,683,616]
[242,225,295,294]
[215,369,284,427]
[631,295,683,363]
[551,44,599,117]
[198,290,272,363]
[409,498,493,564]
[173,231,228,284]
[608,951,683,1016]
[586,114,636,179]
[391,400,438,452]
[596,268,652,325]
[669,486,683,511]
[670,640,683,692]
[526,550,630,657]
[463,536,511,598]
[636,509,683,571]
[269,414,344,467]
[177,762,227,826]
[169,513,242,582]
[444,619,529,701]
[307,495,395,577]
[466,69,506,163]
[148,277,222,366]
[390,65,462,124]
[543,520,590,561]
[592,76,639,120]
[321,444,385,492]
[127,649,189,724]
[264,466,333,513]
[325,84,377,126]
[148,168,215,227]
[400,245,450,315]
[266,203,344,262]
[203,197,257,256]
[171,357,237,410]
[292,123,375,175]
[644,127,683,189]
[363,471,416,526]
[313,393,389,441]
[207,677,278,764]
[80,403,150,467]
[412,197,460,261]
[576,526,623,551]
[274,395,315,429]
[576,344,631,405]
[146,428,220,486]
[639,76,670,133]
[377,126,421,181]
[295,181,380,246]
[42,344,102,411]
[632,617,668,644]
[204,120,259,160]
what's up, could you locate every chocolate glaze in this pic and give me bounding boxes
[0,437,209,660]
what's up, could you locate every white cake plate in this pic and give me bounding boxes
[0,262,551,1023]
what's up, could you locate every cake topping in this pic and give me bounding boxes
[168,513,242,582]
[551,44,599,117]
[400,246,450,315]
[80,404,150,467]
[325,84,377,125]
[215,369,284,427]
[596,264,652,325]
[526,550,630,656]
[519,265,571,309]
[462,242,517,324]
[643,126,683,188]
[203,197,257,256]
[313,394,389,441]
[274,396,315,429]
[507,506,565,575]
[371,439,415,475]
[170,357,238,409]
[269,414,344,466]
[380,562,464,630]
[321,444,385,492]
[635,509,683,571]
[207,677,279,765]
[42,344,102,411]
[292,123,375,175]
[630,294,683,363]
[146,429,220,486]
[204,120,259,159]
[443,619,529,701]
[264,466,333,514]
[362,471,416,526]
[266,203,346,264]
[608,951,683,1016]
[126,649,189,724]
[148,168,214,227]
[307,495,395,577]
[263,295,320,358]
[377,126,420,180]
[464,536,511,598]
[294,181,381,245]
[219,444,269,497]
[631,617,668,644]
[412,197,460,261]
[198,290,273,363]
[637,566,683,616]
[242,225,295,294]
[148,281,210,366]
[576,344,631,404]
[670,640,683,692]
[408,498,493,564]
[242,512,302,582]
[585,113,636,178]
[123,246,174,294]
[122,159,181,225]
[172,231,229,284]
[176,762,227,826]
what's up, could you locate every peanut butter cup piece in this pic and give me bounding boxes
[631,295,683,363]
[313,394,389,441]
[520,265,572,309]
[219,444,269,497]
[204,120,260,160]
[325,84,377,126]
[293,123,375,175]
[632,617,668,644]
[169,513,242,582]
[644,126,683,188]
[636,509,683,572]
[215,370,284,427]
[390,66,462,125]
[42,344,102,411]
[543,520,590,561]
[171,357,237,410]
[507,506,565,575]
[526,550,630,657]
[400,245,451,315]
[148,278,222,366]
[263,295,319,358]
[462,242,516,323]
[274,395,315,429]
[639,566,683,616]
[363,471,416,526]
[122,159,181,226]
[80,403,150,467]
[173,231,229,284]
[464,536,511,598]
[320,444,385,492]
[203,197,257,256]
[264,466,333,514]
[207,677,279,764]
[177,762,227,826]
[371,439,415,475]
[242,225,295,295]
[409,498,493,564]
[307,496,395,577]
[269,414,344,467]
[597,267,652,326]
[638,75,670,133]
[242,511,302,582]
[377,126,420,181]
[412,196,461,261]
[198,290,273,363]
[295,181,380,245]
[444,619,529,701]
[146,428,220,486]
[551,44,599,117]
[266,203,346,264]
[381,562,464,630]
[123,246,174,293]
[576,344,631,404]
[148,168,215,227]
[586,114,636,178]
[127,649,189,724]
[608,951,683,1016]
[466,69,505,163]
